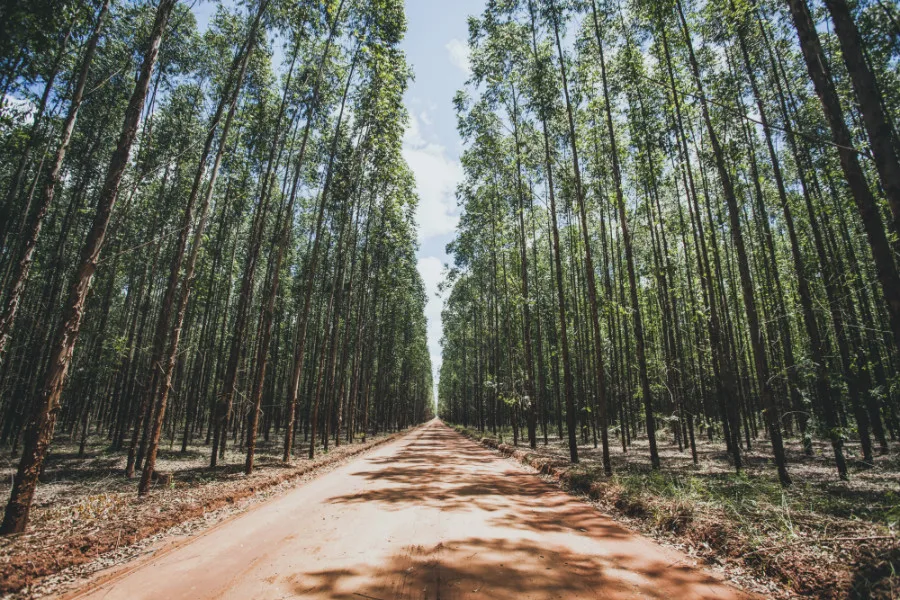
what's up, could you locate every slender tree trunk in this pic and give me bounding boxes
[281,0,348,462]
[784,0,900,358]
[676,0,790,485]
[591,0,656,470]
[138,15,257,493]
[1,0,176,534]
[0,2,109,362]
[0,27,72,253]
[510,87,538,450]
[550,1,612,472]
[527,0,577,463]
[822,0,900,239]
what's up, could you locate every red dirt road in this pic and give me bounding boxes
[66,420,749,599]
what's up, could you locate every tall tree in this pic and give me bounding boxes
[2,0,177,533]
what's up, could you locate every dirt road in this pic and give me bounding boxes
[66,420,749,599]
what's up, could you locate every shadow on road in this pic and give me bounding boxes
[309,423,743,599]
[290,536,732,599]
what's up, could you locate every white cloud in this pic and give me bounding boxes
[403,113,462,241]
[417,256,448,400]
[445,38,471,75]
[403,94,467,408]
[403,99,464,411]
[417,255,445,345]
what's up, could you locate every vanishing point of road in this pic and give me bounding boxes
[65,420,750,599]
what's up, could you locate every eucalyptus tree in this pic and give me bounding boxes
[0,0,111,362]
[587,0,663,470]
[524,0,580,462]
[539,0,616,470]
[783,0,900,359]
[280,0,354,463]
[663,0,792,484]
[139,0,276,492]
[469,13,542,450]
[0,0,432,532]
[439,0,900,486]
[1,0,178,534]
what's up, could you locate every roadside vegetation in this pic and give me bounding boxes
[454,425,898,598]
[439,0,900,595]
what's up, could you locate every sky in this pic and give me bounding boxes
[192,0,480,406]
[400,0,483,405]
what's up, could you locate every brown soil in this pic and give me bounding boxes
[0,431,408,596]
[54,420,752,600]
[455,425,900,598]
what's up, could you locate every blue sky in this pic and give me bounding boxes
[401,0,483,403]
[192,0,481,403]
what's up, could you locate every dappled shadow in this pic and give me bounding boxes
[287,535,742,599]
[329,425,636,537]
[806,482,900,523]
[848,543,900,599]
[46,422,750,600]
[34,454,123,485]
[316,422,745,598]
[328,425,569,517]
[0,435,318,506]
[328,424,637,535]
[484,493,629,537]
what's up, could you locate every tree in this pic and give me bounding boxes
[2,0,177,534]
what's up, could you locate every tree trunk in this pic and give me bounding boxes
[527,0,577,463]
[0,1,109,361]
[676,0,790,485]
[1,0,175,534]
[784,0,900,358]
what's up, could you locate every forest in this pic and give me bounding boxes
[1,0,899,596]
[0,0,433,561]
[436,0,899,594]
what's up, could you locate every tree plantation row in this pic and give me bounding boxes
[0,0,433,535]
[437,0,900,486]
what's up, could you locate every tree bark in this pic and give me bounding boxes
[0,1,109,362]
[676,0,790,485]
[1,0,176,534]
[784,0,900,358]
